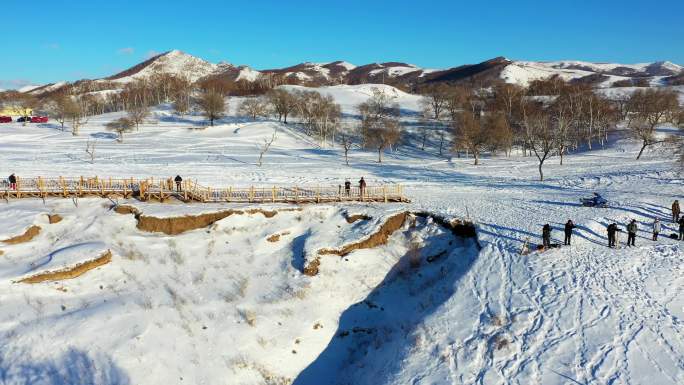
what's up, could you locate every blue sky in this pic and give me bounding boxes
[1,0,682,88]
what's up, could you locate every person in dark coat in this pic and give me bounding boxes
[359,177,366,199]
[626,219,637,247]
[174,175,183,192]
[542,224,551,249]
[564,220,576,246]
[679,217,684,241]
[607,223,618,248]
[673,200,681,223]
[344,180,351,196]
[8,173,16,190]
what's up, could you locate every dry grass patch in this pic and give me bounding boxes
[47,214,63,224]
[344,213,372,224]
[136,208,301,235]
[114,205,140,216]
[18,250,112,284]
[3,225,41,245]
[319,212,408,257]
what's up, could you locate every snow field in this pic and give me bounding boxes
[0,83,683,384]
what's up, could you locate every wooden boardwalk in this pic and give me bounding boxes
[0,176,409,204]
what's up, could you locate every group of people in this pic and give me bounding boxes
[341,177,366,197]
[542,199,684,250]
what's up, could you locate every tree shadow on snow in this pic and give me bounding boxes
[292,228,480,385]
[0,347,130,385]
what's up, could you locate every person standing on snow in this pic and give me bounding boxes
[564,220,576,246]
[626,220,638,247]
[673,200,681,223]
[607,223,618,248]
[679,217,684,241]
[344,180,351,197]
[542,224,552,249]
[174,175,183,192]
[652,218,661,241]
[358,177,366,200]
[8,173,17,190]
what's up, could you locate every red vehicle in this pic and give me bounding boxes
[30,116,49,123]
[0,116,12,123]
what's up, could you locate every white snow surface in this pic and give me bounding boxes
[0,84,683,385]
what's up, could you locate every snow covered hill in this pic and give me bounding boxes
[501,60,684,87]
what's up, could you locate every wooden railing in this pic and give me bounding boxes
[0,176,408,204]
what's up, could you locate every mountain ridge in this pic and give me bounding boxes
[16,50,684,95]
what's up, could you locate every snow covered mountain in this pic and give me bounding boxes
[104,49,259,84]
[501,60,684,87]
[17,50,684,96]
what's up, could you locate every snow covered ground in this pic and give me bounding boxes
[0,84,683,384]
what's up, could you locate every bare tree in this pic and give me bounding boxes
[14,94,38,126]
[419,83,449,120]
[445,86,472,122]
[257,129,277,166]
[627,89,680,159]
[237,97,269,121]
[550,92,579,165]
[127,104,149,131]
[521,101,557,181]
[46,95,77,131]
[266,89,297,124]
[338,124,357,166]
[453,111,490,165]
[106,117,135,142]
[85,140,96,164]
[364,117,402,163]
[357,87,400,147]
[487,112,514,156]
[66,99,88,136]
[198,90,227,126]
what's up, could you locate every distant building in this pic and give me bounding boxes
[0,107,33,116]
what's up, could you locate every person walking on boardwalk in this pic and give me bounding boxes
[344,179,351,197]
[607,223,618,248]
[672,200,681,223]
[564,220,576,246]
[626,219,637,247]
[542,224,552,249]
[174,175,183,192]
[652,218,661,241]
[358,177,366,199]
[8,173,16,190]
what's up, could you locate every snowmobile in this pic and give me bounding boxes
[580,193,608,208]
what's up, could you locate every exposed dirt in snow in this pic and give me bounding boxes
[18,250,112,283]
[344,212,372,224]
[319,212,409,257]
[2,225,41,244]
[132,207,301,235]
[47,214,63,224]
